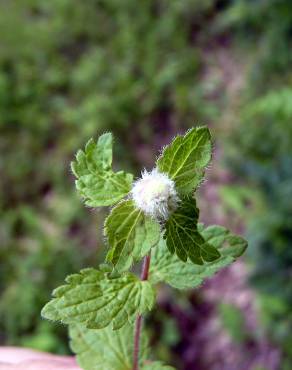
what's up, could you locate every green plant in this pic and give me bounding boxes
[41,127,247,369]
[0,0,218,349]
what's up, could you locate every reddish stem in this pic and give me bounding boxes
[132,252,151,370]
[141,252,151,281]
[133,315,143,370]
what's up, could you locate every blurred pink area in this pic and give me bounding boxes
[0,347,80,370]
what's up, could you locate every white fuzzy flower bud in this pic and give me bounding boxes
[131,169,179,221]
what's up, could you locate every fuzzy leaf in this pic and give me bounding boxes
[71,133,133,206]
[41,268,155,330]
[69,324,174,370]
[105,200,161,272]
[157,126,212,194]
[150,225,247,289]
[164,196,220,264]
[69,323,149,370]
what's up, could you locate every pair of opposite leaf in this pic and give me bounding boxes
[72,126,219,271]
[41,127,247,370]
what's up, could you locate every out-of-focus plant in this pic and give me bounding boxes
[0,0,219,351]
[41,128,247,369]
[229,88,292,366]
[217,1,292,365]
[217,0,292,89]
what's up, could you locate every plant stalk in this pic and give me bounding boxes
[132,252,151,370]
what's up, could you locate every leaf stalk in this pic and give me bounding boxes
[133,252,151,370]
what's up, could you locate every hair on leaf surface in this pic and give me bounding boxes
[42,127,247,370]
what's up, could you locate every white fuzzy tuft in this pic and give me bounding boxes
[131,168,179,220]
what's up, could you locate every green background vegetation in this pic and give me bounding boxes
[0,0,291,369]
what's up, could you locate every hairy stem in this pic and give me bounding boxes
[132,252,151,370]
[133,315,143,370]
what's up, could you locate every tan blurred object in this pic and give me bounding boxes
[0,347,81,370]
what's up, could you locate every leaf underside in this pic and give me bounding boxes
[157,126,212,194]
[71,133,133,207]
[150,224,247,289]
[69,323,174,370]
[105,200,161,272]
[69,323,147,370]
[41,268,155,330]
[164,196,220,264]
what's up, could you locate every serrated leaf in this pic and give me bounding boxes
[164,196,220,264]
[105,200,161,272]
[157,126,212,194]
[71,133,133,206]
[41,268,155,330]
[69,324,175,370]
[69,323,149,370]
[150,225,247,289]
[197,223,247,255]
[142,362,176,370]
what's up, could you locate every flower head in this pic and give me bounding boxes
[131,169,179,220]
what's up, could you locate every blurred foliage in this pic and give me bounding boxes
[0,0,218,355]
[220,0,292,365]
[218,303,248,344]
[217,0,292,88]
[1,0,292,367]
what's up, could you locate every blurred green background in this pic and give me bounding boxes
[0,1,291,369]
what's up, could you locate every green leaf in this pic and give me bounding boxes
[157,126,212,194]
[41,268,155,330]
[69,323,149,370]
[150,225,247,289]
[105,200,161,272]
[164,196,220,264]
[142,362,176,370]
[69,324,175,370]
[198,223,247,256]
[71,133,133,206]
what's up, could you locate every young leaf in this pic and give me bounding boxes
[69,323,149,370]
[41,268,155,330]
[164,196,220,264]
[105,200,161,272]
[157,126,211,194]
[198,223,248,255]
[150,225,247,289]
[71,133,133,206]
